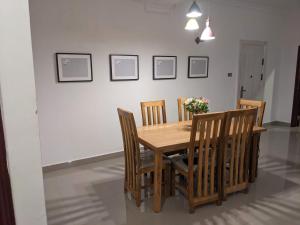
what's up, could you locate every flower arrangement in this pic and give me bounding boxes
[184,97,209,114]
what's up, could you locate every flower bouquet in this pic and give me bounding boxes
[184,97,209,114]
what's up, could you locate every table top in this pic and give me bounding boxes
[137,121,267,152]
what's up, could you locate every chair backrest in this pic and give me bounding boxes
[117,108,140,191]
[140,100,167,126]
[178,97,193,121]
[237,99,266,126]
[187,112,226,202]
[223,108,257,195]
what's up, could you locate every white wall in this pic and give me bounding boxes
[0,0,47,225]
[273,9,300,123]
[29,0,283,166]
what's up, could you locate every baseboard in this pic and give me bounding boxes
[43,151,123,173]
[263,121,291,127]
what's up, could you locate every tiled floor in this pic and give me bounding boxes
[44,125,300,225]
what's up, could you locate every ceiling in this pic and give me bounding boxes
[232,0,300,9]
[138,0,300,11]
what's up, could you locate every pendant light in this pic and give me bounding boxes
[200,18,215,41]
[186,1,202,18]
[185,18,199,31]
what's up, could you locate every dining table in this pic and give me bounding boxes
[137,120,267,213]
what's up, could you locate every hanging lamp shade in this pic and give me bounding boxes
[200,18,215,41]
[186,1,202,18]
[185,18,199,31]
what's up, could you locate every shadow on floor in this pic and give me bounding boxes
[45,156,300,225]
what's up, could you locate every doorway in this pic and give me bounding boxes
[238,41,267,100]
[0,108,16,225]
[291,46,300,127]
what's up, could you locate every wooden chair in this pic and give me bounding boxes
[171,112,226,213]
[237,99,265,178]
[117,108,170,207]
[222,108,257,199]
[237,99,266,126]
[140,100,167,126]
[177,97,193,121]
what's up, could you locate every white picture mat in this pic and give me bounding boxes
[111,55,138,80]
[57,54,92,81]
[189,57,208,77]
[154,57,176,79]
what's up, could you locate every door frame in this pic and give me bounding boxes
[291,46,300,127]
[0,107,16,225]
[237,40,267,102]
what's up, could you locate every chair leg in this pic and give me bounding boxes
[216,199,222,206]
[255,145,260,178]
[223,192,227,201]
[243,187,249,194]
[135,191,141,207]
[150,171,154,184]
[134,175,142,207]
[170,167,176,196]
[189,205,195,214]
[164,165,171,197]
[143,173,148,199]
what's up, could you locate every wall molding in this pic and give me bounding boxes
[43,151,124,173]
[263,121,291,127]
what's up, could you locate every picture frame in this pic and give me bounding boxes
[109,54,139,81]
[188,56,209,78]
[153,56,177,80]
[56,53,93,82]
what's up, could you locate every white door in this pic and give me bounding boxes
[239,42,265,99]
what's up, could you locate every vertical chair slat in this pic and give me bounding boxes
[204,120,212,197]
[119,115,128,190]
[124,118,131,190]
[184,110,188,121]
[130,118,138,190]
[229,118,237,187]
[210,119,219,195]
[126,117,135,189]
[152,106,157,124]
[244,113,255,183]
[141,104,147,126]
[189,112,193,120]
[147,107,152,125]
[122,117,131,189]
[177,98,183,121]
[197,121,206,197]
[235,115,243,185]
[157,107,161,124]
[162,100,167,123]
[239,116,247,183]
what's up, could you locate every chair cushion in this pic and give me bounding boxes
[140,150,170,169]
[171,155,198,174]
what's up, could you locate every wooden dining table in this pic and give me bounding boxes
[137,120,267,213]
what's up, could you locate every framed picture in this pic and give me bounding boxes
[56,53,93,82]
[188,56,209,78]
[109,54,139,81]
[153,56,177,80]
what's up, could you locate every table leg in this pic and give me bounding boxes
[153,151,162,213]
[249,133,259,183]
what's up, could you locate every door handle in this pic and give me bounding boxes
[240,86,246,98]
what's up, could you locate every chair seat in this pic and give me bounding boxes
[171,155,198,174]
[140,151,170,172]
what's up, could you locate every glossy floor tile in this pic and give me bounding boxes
[43,125,300,225]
